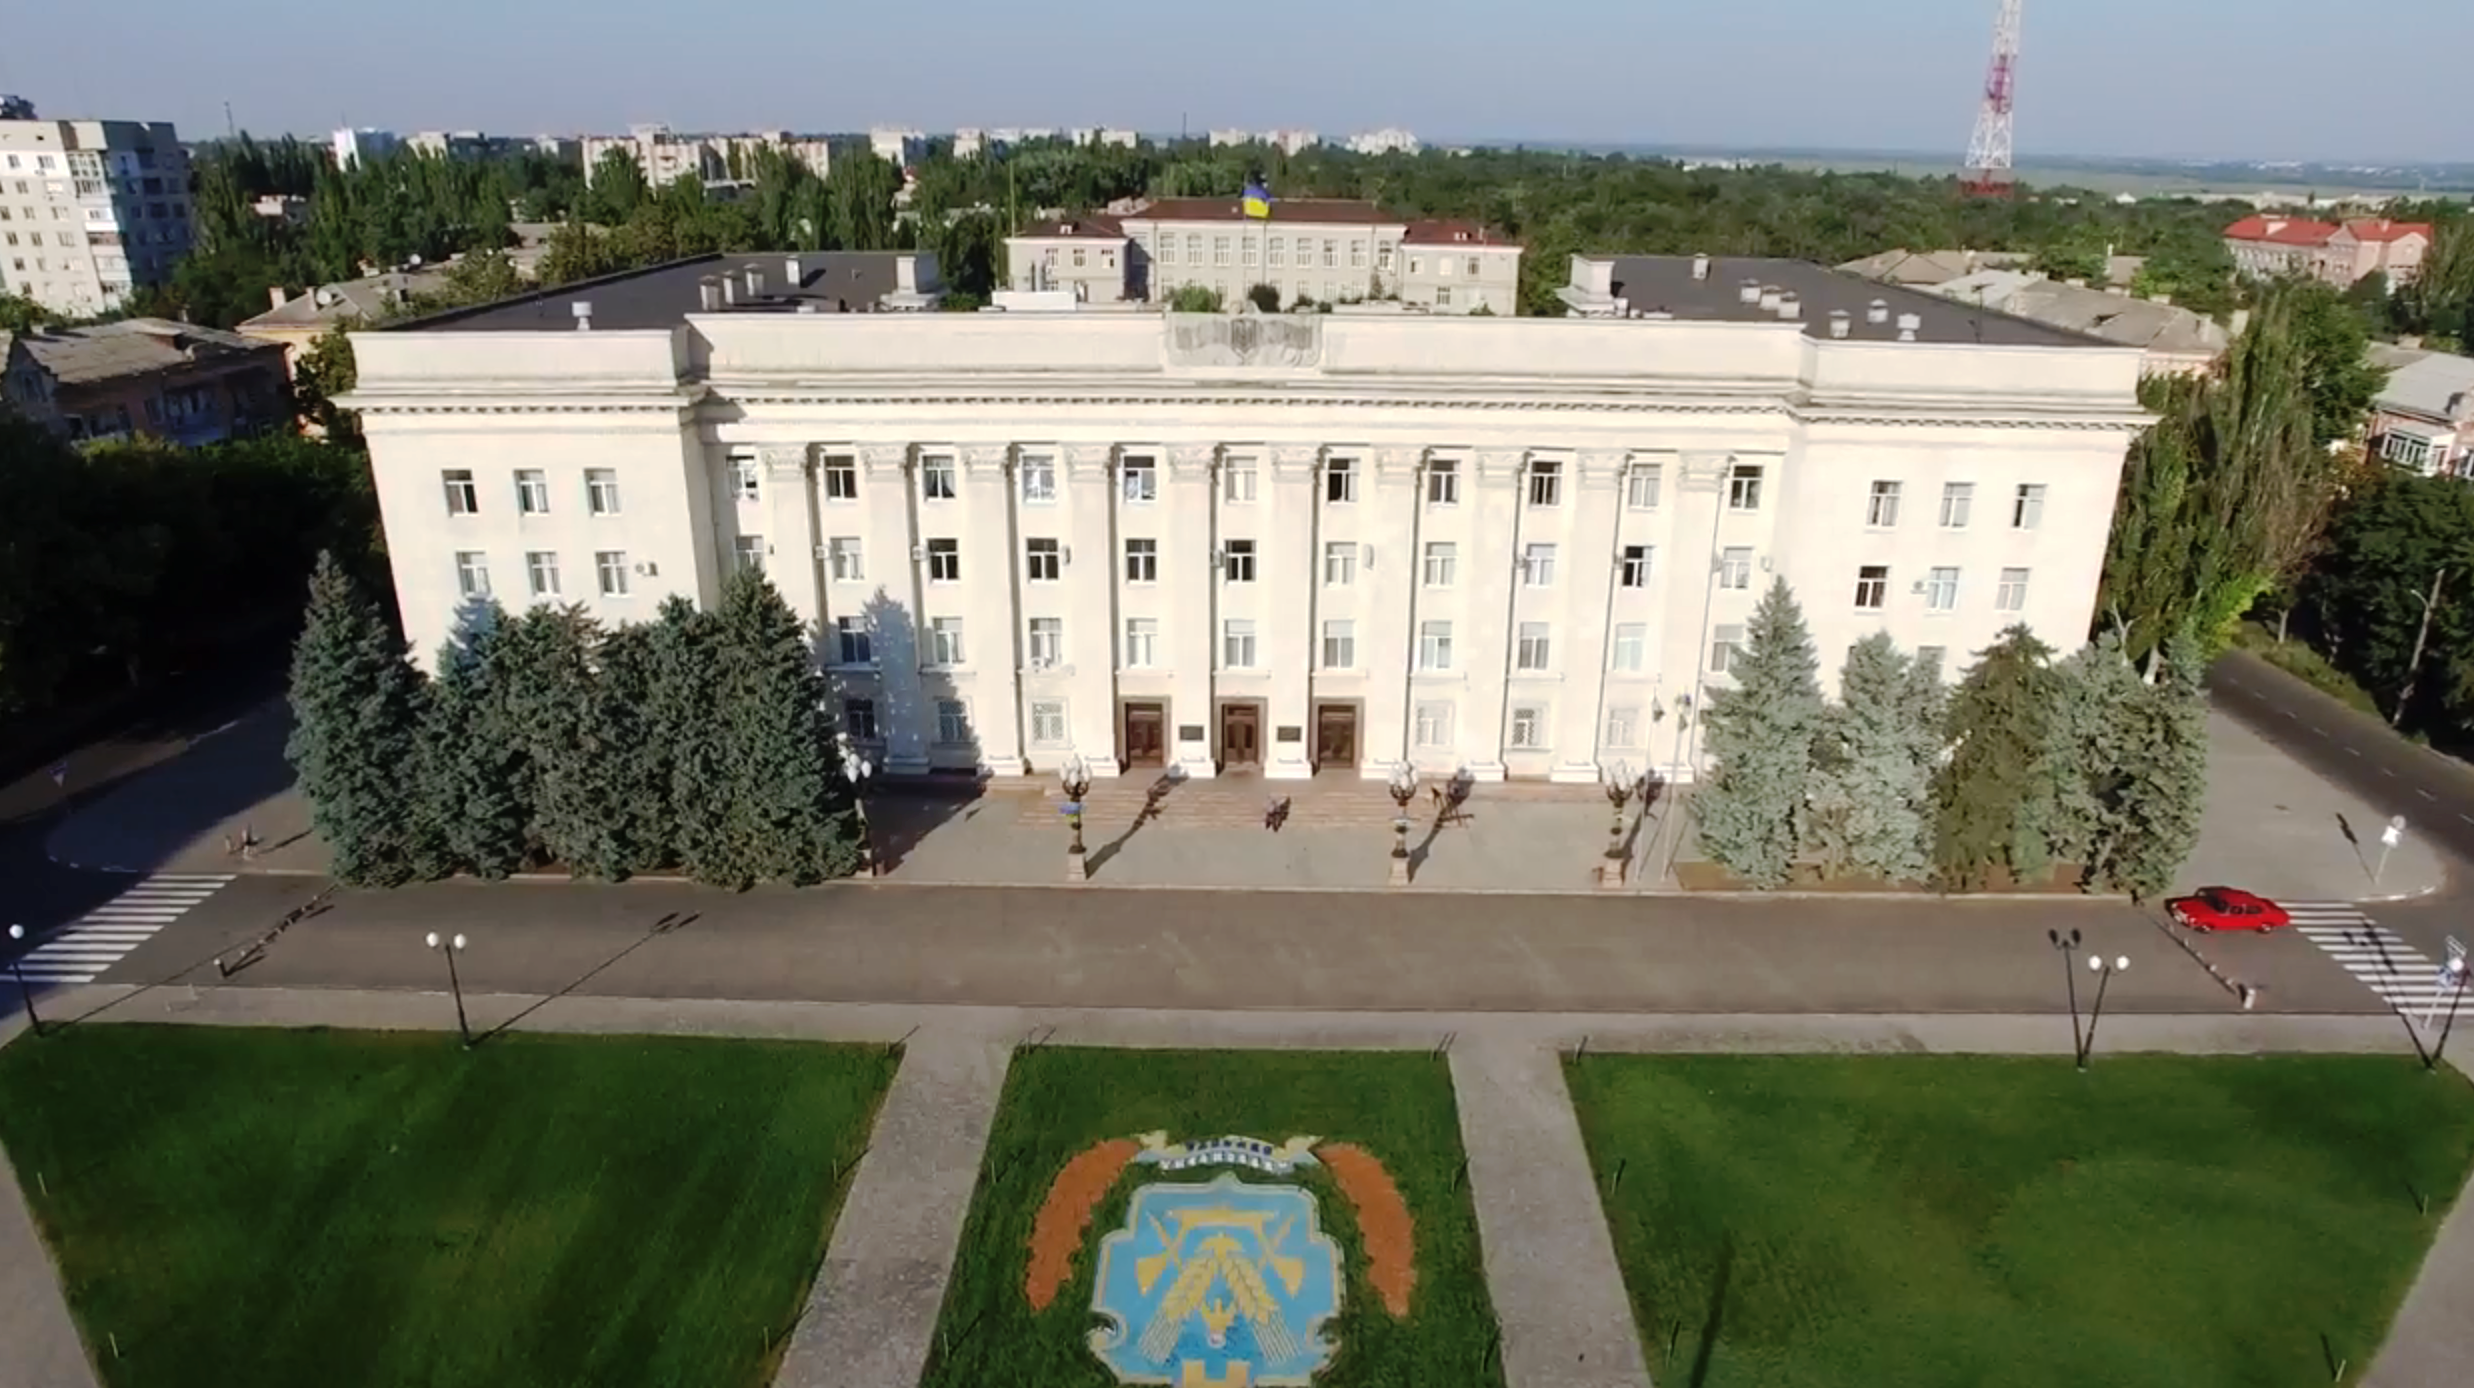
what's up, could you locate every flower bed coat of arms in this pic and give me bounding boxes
[1025,1132,1416,1386]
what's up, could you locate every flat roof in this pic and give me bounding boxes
[1588,256,2110,349]
[391,252,927,333]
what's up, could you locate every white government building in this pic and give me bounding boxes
[342,251,2149,785]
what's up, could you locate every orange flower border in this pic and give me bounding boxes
[1318,1142,1417,1317]
[1023,1138,1139,1311]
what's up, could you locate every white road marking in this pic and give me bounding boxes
[7,875,236,983]
[2291,906,2466,1011]
[2420,789,2439,800]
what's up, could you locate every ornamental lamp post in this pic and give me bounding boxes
[424,931,472,1049]
[1599,759,1639,890]
[1060,754,1094,883]
[2048,928,2085,1061]
[6,925,41,1038]
[1387,763,1419,887]
[2080,953,2130,1071]
[845,751,876,877]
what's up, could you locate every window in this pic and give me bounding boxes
[1184,234,1202,263]
[1223,456,1257,502]
[734,535,765,574]
[1326,457,1357,503]
[1160,235,1178,265]
[1427,459,1459,505]
[935,699,971,745]
[730,454,760,501]
[1517,622,1552,670]
[454,551,490,598]
[1854,565,1889,611]
[1996,567,2030,612]
[1028,617,1064,668]
[929,617,965,666]
[442,469,478,516]
[596,551,630,597]
[587,468,621,516]
[1124,538,1158,583]
[1321,239,1337,269]
[1940,482,1974,529]
[1528,461,1562,507]
[1322,619,1356,670]
[1619,545,1652,588]
[1203,236,1224,267]
[1020,454,1057,503]
[1350,240,1367,269]
[1438,255,1455,277]
[2013,483,2046,530]
[1719,547,1753,590]
[835,616,873,665]
[1611,623,1646,672]
[1415,702,1454,747]
[1436,286,1452,308]
[1524,543,1557,587]
[515,469,550,514]
[823,455,858,500]
[1223,540,1256,583]
[1866,480,1901,527]
[1122,455,1157,502]
[1627,466,1662,510]
[829,537,865,582]
[926,538,961,582]
[1419,621,1454,670]
[1926,566,1960,612]
[1123,618,1158,668]
[1606,706,1641,749]
[1466,256,1481,278]
[1240,237,1256,267]
[1727,464,1764,511]
[1711,624,1746,674]
[1026,538,1062,582]
[1423,542,1457,587]
[1324,542,1357,586]
[1223,618,1257,669]
[526,551,560,597]
[1509,706,1546,749]
[1030,700,1068,746]
[844,698,879,741]
[1268,237,1285,268]
[921,455,958,500]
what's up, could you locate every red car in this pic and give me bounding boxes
[2166,887,2292,933]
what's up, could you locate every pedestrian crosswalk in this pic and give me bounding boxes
[8,874,234,984]
[2288,901,2471,1015]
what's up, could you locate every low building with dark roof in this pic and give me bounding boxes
[9,318,287,444]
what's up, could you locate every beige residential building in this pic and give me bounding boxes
[340,251,2144,786]
[580,126,830,187]
[0,114,192,314]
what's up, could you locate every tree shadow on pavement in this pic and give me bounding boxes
[1086,774,1179,876]
[475,910,702,1044]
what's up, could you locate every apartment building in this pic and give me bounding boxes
[0,114,192,314]
[340,251,2145,786]
[869,128,928,169]
[3,318,286,443]
[2223,214,2432,287]
[331,127,402,170]
[580,126,830,187]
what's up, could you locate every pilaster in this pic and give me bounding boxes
[860,442,931,775]
[1164,443,1219,779]
[1058,444,1120,774]
[1550,449,1629,783]
[760,445,826,656]
[1461,448,1527,782]
[1363,447,1425,778]
[1265,444,1320,780]
[961,443,1027,776]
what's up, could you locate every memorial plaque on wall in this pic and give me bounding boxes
[1179,725,1207,742]
[1276,726,1303,743]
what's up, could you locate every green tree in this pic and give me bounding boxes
[1245,283,1282,313]
[2108,630,2209,899]
[1933,625,2061,890]
[1168,284,1224,313]
[595,622,673,876]
[1691,577,1823,888]
[411,611,531,880]
[644,596,730,879]
[433,249,522,307]
[826,152,901,251]
[497,606,630,877]
[702,570,862,887]
[2285,278,2388,448]
[584,149,651,225]
[2044,632,2144,881]
[1805,633,1931,883]
[284,553,425,886]
[2302,473,2474,730]
[292,325,362,445]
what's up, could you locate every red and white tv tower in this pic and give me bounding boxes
[1963,0,2023,196]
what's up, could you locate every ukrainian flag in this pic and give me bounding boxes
[1242,179,1272,219]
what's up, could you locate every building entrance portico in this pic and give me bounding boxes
[1218,700,1263,773]
[1121,702,1167,770]
[1316,703,1360,772]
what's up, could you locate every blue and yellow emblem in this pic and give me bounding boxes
[1088,1173,1342,1386]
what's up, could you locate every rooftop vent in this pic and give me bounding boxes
[722,275,739,306]
[1691,253,1710,282]
[783,256,803,287]
[1758,286,1782,312]
[1739,278,1762,305]
[744,266,766,299]
[1827,310,1851,339]
[1867,298,1890,325]
[697,276,723,311]
[1894,312,1921,342]
[1777,294,1802,320]
[571,300,593,332]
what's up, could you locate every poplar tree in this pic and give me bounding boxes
[1933,625,2062,890]
[1692,577,1822,888]
[1807,634,1930,884]
[284,552,424,886]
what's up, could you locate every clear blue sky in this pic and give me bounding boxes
[4,0,2464,164]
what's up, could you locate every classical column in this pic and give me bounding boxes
[1461,449,1527,781]
[862,442,931,775]
[1063,443,1121,774]
[1551,450,1629,782]
[1264,444,1320,781]
[1165,442,1219,780]
[961,443,1026,776]
[760,445,825,658]
[1365,446,1425,777]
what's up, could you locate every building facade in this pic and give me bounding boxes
[1055,198,1520,314]
[331,127,402,170]
[2367,344,2474,478]
[580,126,830,187]
[7,318,287,443]
[341,253,2146,786]
[2223,214,2432,287]
[0,116,192,314]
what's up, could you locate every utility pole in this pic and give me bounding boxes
[2394,567,2447,727]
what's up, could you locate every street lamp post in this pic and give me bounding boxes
[6,925,41,1038]
[845,752,876,877]
[1598,760,1639,890]
[1387,764,1420,887]
[2048,928,2085,1061]
[2425,955,2470,1071]
[424,931,472,1048]
[2080,953,2130,1071]
[1060,754,1094,883]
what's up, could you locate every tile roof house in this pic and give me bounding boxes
[2223,215,2432,287]
[2365,345,2474,478]
[8,318,288,444]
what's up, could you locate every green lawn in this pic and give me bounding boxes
[0,1025,894,1388]
[1566,1054,2474,1388]
[920,1047,1503,1387]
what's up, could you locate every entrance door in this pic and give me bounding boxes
[1315,704,1358,770]
[1123,703,1166,768]
[1220,702,1262,771]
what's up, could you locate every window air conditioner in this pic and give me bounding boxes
[634,561,658,577]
